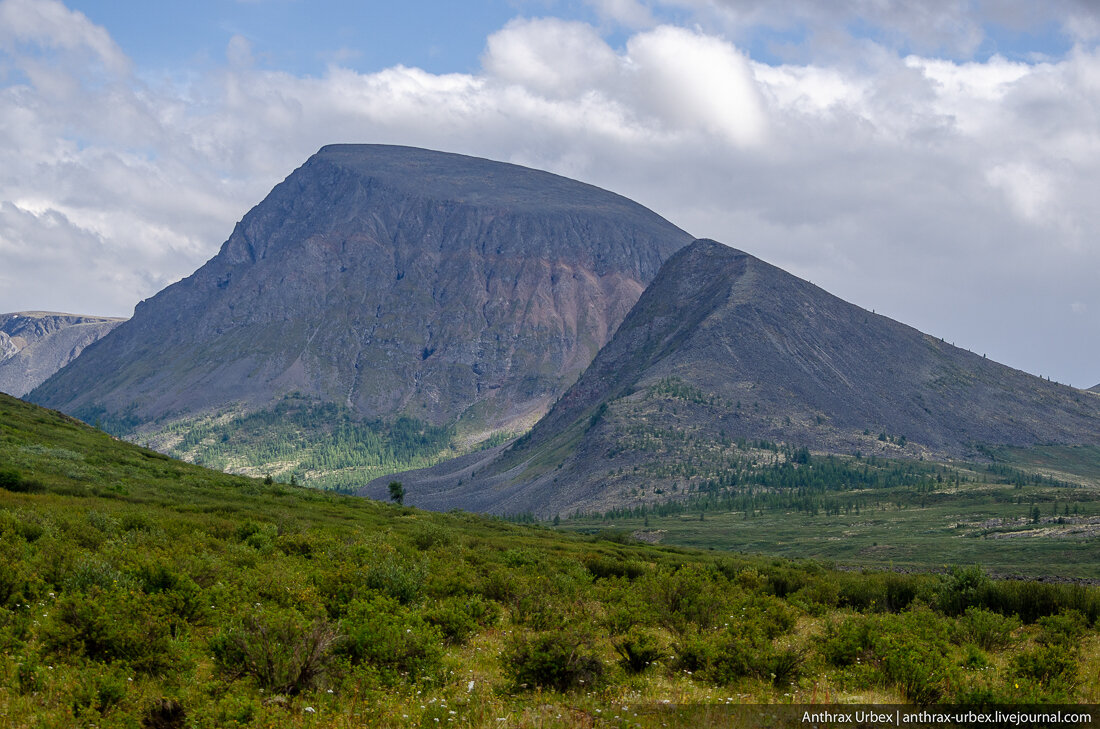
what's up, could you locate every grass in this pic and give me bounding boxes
[560,455,1100,579]
[4,391,1100,727]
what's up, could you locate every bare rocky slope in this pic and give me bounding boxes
[368,239,1100,516]
[30,145,691,446]
[0,312,125,397]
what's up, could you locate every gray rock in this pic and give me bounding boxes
[375,239,1100,516]
[0,312,125,397]
[30,145,691,436]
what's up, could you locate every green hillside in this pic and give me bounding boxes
[4,392,1100,727]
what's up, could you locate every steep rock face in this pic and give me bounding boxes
[31,145,691,434]
[0,312,125,397]
[371,239,1100,516]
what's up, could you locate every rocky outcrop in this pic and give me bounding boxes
[371,240,1100,516]
[31,145,691,437]
[0,312,125,397]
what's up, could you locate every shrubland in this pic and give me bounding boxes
[3,392,1100,727]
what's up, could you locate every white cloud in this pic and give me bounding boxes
[625,25,766,145]
[483,18,619,98]
[1,1,1099,386]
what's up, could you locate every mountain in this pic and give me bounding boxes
[1090,384,1100,394]
[0,312,125,397]
[368,239,1100,516]
[30,145,691,483]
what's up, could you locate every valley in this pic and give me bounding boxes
[4,391,1100,726]
[559,447,1100,579]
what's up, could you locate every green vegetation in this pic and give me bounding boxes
[146,394,456,490]
[561,442,1100,579]
[5,392,1100,726]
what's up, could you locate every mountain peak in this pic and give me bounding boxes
[371,237,1100,516]
[32,146,692,478]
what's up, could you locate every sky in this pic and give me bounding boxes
[1,1,1099,388]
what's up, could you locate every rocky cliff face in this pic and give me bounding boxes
[0,312,125,397]
[371,239,1100,516]
[31,145,691,440]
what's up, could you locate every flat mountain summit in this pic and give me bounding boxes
[370,239,1100,516]
[0,312,125,397]
[31,145,691,460]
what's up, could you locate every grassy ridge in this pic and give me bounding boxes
[4,392,1100,727]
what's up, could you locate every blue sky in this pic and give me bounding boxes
[62,0,1082,76]
[3,0,1100,387]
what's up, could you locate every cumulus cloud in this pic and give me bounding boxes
[1,0,1099,385]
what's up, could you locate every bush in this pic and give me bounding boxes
[876,631,948,704]
[210,608,340,694]
[1036,611,1088,647]
[955,607,1020,650]
[71,667,127,719]
[42,589,179,675]
[423,594,499,644]
[614,628,663,674]
[1010,644,1078,692]
[676,594,802,686]
[505,632,604,692]
[363,553,426,605]
[938,566,990,616]
[410,523,453,551]
[584,553,647,581]
[0,468,38,492]
[820,616,876,667]
[340,595,443,681]
[645,564,732,634]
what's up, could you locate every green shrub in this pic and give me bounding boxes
[0,468,38,492]
[614,628,663,673]
[363,553,426,605]
[504,631,604,692]
[340,595,443,681]
[820,615,876,667]
[583,553,646,580]
[955,607,1020,650]
[42,589,179,675]
[676,594,802,686]
[959,644,991,670]
[938,566,990,616]
[15,654,44,694]
[1010,644,1078,692]
[64,556,131,593]
[423,594,498,644]
[410,523,453,551]
[71,667,127,719]
[876,631,948,704]
[645,564,732,634]
[1036,611,1088,647]
[210,608,340,694]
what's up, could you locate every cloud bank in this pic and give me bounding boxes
[1,0,1098,386]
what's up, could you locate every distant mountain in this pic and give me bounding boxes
[1090,384,1100,394]
[31,145,691,483]
[0,312,125,397]
[370,240,1100,516]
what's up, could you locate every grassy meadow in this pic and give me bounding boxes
[3,392,1100,727]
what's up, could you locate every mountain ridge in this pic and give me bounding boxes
[0,311,125,397]
[367,239,1100,516]
[29,145,692,484]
